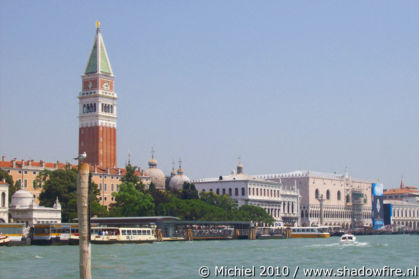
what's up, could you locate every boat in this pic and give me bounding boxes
[33,223,79,245]
[0,233,11,246]
[0,223,26,245]
[340,233,356,243]
[90,227,156,244]
[289,226,330,238]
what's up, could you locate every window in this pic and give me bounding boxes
[111,184,114,192]
[315,189,319,199]
[234,188,238,196]
[216,189,220,195]
[346,195,350,203]
[24,179,28,188]
[209,189,213,192]
[1,192,5,207]
[24,171,28,174]
[228,188,232,196]
[99,184,102,190]
[116,185,119,191]
[104,184,107,191]
[241,187,245,196]
[337,191,341,200]
[222,189,226,195]
[33,171,36,175]
[326,190,330,200]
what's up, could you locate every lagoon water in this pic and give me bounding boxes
[1,235,418,278]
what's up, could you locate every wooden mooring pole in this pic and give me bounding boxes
[77,162,91,279]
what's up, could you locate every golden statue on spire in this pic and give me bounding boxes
[96,21,101,29]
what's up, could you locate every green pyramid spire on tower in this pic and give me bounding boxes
[84,21,113,76]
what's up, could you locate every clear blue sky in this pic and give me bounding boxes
[1,1,418,188]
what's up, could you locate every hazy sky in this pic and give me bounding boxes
[1,1,418,188]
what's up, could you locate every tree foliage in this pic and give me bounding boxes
[38,168,107,222]
[0,169,16,201]
[110,182,154,216]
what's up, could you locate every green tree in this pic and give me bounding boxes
[181,182,199,200]
[0,169,16,201]
[110,182,155,216]
[39,168,78,222]
[121,162,146,191]
[39,168,107,222]
[235,204,275,225]
[200,191,237,211]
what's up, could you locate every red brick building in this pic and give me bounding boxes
[79,21,117,169]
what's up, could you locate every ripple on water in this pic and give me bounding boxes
[1,235,418,279]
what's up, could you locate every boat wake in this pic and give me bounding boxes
[306,241,370,248]
[35,255,43,259]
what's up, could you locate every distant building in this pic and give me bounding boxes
[9,189,61,226]
[256,170,373,229]
[79,21,117,169]
[0,179,8,223]
[0,157,150,208]
[144,152,166,191]
[194,162,300,226]
[384,178,419,203]
[169,160,190,191]
[385,200,419,230]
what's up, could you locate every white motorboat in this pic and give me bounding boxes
[340,233,356,243]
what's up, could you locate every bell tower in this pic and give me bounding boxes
[78,21,117,168]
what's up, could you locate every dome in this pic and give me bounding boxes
[144,167,165,190]
[10,190,34,208]
[169,174,190,190]
[144,154,165,190]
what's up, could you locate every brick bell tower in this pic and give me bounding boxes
[78,21,117,168]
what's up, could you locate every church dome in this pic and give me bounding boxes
[169,174,190,190]
[144,154,165,190]
[169,161,190,190]
[10,190,34,208]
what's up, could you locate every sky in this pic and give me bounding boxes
[0,1,418,188]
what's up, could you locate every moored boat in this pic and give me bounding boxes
[0,233,11,246]
[289,226,330,238]
[90,227,156,244]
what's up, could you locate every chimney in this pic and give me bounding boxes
[29,160,32,166]
[94,165,97,173]
[107,168,110,175]
[1,156,5,161]
[12,159,16,168]
[40,160,45,167]
[118,169,121,175]
[56,160,60,168]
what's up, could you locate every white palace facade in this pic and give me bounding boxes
[194,162,300,226]
[256,170,373,229]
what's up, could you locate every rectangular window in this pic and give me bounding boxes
[111,184,114,192]
[24,179,27,188]
[104,184,107,191]
[24,171,28,174]
[33,180,36,188]
[116,185,119,191]
[99,184,102,190]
